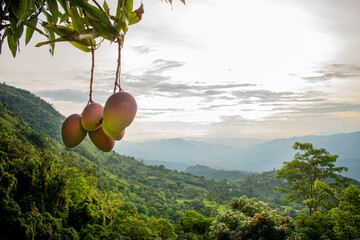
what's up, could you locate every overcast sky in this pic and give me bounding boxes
[1,0,360,141]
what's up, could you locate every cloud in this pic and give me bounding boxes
[272,102,360,115]
[302,64,360,82]
[145,59,186,75]
[35,89,112,103]
[131,45,155,54]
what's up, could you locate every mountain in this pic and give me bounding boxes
[185,165,250,181]
[115,133,360,180]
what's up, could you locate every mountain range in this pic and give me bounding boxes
[115,132,360,180]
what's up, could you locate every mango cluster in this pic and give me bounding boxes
[61,92,137,152]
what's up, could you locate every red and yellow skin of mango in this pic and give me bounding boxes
[102,92,137,133]
[81,102,103,132]
[89,126,116,152]
[102,122,126,140]
[62,114,87,148]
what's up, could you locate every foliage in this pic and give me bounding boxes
[178,210,214,239]
[0,129,179,239]
[210,196,295,240]
[295,184,360,240]
[0,83,63,141]
[0,0,184,57]
[276,142,350,215]
[2,84,360,239]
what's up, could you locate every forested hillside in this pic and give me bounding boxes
[0,84,291,239]
[1,83,359,240]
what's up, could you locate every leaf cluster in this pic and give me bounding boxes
[210,196,295,240]
[1,0,184,57]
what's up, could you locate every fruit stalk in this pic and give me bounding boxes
[88,47,95,104]
[114,40,122,93]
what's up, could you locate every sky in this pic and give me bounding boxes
[1,0,360,142]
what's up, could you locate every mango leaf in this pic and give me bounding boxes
[9,12,18,30]
[14,23,24,40]
[43,23,76,37]
[60,12,69,23]
[69,0,111,26]
[69,5,85,32]
[10,0,28,21]
[129,3,143,25]
[7,33,18,57]
[78,29,100,40]
[86,17,113,40]
[103,0,110,17]
[111,15,128,34]
[42,23,93,45]
[24,19,46,36]
[85,12,120,38]
[45,0,59,23]
[69,41,91,52]
[25,17,37,45]
[115,2,122,19]
[49,30,55,55]
[35,37,91,52]
[58,0,70,15]
[0,28,10,55]
[124,0,133,14]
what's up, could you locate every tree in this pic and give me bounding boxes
[276,142,350,216]
[295,184,360,240]
[330,184,360,239]
[179,210,214,239]
[210,196,295,240]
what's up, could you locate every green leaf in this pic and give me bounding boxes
[128,3,143,25]
[43,23,96,43]
[9,12,18,31]
[124,0,133,14]
[43,23,77,38]
[113,19,127,34]
[35,37,91,52]
[60,12,69,23]
[46,0,59,23]
[78,29,100,40]
[58,0,70,15]
[25,18,37,45]
[7,33,18,57]
[68,41,91,52]
[24,19,46,36]
[69,5,85,32]
[69,0,111,26]
[86,17,113,40]
[0,28,10,55]
[10,0,28,21]
[49,30,55,55]
[14,23,24,40]
[115,2,122,18]
[103,0,110,17]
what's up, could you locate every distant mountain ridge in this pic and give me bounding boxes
[115,132,360,180]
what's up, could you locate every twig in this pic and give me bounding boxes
[113,39,123,93]
[88,46,95,104]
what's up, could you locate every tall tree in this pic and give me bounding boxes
[276,142,350,216]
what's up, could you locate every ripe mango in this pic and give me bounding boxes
[62,114,87,148]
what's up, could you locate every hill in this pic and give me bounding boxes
[115,132,360,180]
[1,83,282,221]
[2,83,360,239]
